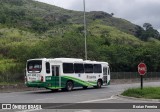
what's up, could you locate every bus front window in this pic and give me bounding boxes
[27,60,42,73]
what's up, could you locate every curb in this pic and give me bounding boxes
[117,95,160,102]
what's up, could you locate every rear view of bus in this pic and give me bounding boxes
[25,59,45,88]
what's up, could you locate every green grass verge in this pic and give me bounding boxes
[121,87,160,99]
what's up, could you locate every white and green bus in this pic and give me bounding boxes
[25,58,110,91]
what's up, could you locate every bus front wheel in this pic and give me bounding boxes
[97,80,102,88]
[94,80,102,88]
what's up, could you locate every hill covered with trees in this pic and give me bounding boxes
[0,0,160,82]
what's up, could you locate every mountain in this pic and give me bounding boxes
[0,0,160,79]
[0,0,138,34]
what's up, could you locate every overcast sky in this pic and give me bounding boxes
[36,0,160,31]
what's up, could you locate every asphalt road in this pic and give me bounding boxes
[0,81,160,112]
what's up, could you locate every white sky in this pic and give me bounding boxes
[36,0,160,31]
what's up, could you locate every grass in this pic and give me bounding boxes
[121,87,160,99]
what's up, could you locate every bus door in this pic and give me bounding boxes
[52,65,61,87]
[107,67,110,85]
[103,67,107,85]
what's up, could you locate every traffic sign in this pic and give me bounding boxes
[138,62,147,90]
[138,63,147,75]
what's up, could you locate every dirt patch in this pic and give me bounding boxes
[0,83,45,93]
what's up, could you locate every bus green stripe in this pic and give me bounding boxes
[47,87,63,89]
[88,81,97,84]
[62,76,96,87]
[107,80,110,85]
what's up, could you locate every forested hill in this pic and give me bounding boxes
[0,0,160,81]
[0,0,138,35]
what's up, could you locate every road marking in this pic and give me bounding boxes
[16,95,116,112]
[16,109,42,112]
[74,110,91,112]
[71,90,122,97]
[34,97,54,101]
[77,95,116,103]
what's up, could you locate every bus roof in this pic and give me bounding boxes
[54,58,83,62]
[27,58,108,65]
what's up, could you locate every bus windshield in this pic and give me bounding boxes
[27,60,42,73]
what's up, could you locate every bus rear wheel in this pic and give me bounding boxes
[66,81,74,91]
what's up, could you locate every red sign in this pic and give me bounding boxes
[138,63,147,75]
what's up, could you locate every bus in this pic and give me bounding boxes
[25,58,110,91]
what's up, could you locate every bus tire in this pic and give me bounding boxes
[95,80,102,88]
[66,81,74,91]
[83,86,87,89]
[97,80,102,88]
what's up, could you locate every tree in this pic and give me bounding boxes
[135,25,145,38]
[136,23,160,41]
[143,23,160,40]
[110,13,114,17]
[143,23,152,30]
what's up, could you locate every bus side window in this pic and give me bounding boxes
[74,63,84,73]
[46,62,50,74]
[63,63,74,73]
[94,64,102,73]
[84,64,93,73]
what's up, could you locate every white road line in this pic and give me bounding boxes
[16,95,117,112]
[74,110,91,112]
[71,90,122,97]
[34,97,54,101]
[77,95,116,103]
[16,109,42,112]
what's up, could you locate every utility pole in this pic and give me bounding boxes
[83,0,87,60]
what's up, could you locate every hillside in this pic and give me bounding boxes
[0,0,138,34]
[0,0,160,83]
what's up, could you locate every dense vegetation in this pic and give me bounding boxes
[0,0,160,82]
